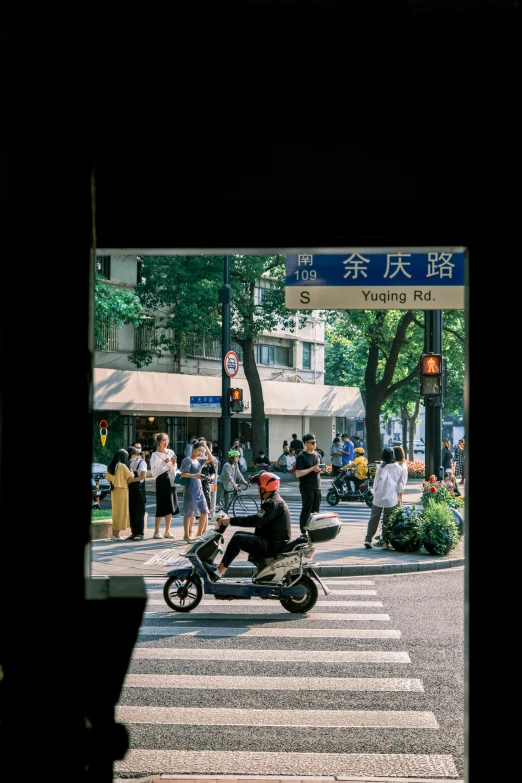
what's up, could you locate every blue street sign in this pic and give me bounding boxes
[285,248,466,310]
[190,396,222,407]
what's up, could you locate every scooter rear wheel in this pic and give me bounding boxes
[364,490,374,508]
[163,574,203,612]
[326,490,340,506]
[280,574,318,613]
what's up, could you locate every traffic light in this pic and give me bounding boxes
[229,387,244,413]
[419,352,442,397]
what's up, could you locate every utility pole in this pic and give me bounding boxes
[423,310,443,480]
[218,255,231,464]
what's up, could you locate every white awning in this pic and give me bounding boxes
[93,368,365,418]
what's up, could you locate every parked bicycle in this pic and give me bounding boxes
[217,485,259,516]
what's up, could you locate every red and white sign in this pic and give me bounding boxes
[224,351,239,378]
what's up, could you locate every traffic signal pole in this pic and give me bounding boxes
[423,310,443,481]
[219,255,231,463]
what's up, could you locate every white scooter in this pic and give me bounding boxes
[162,510,342,614]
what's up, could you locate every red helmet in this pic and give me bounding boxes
[249,471,280,492]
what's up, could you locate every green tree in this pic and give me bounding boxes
[94,274,144,350]
[127,255,311,456]
[325,310,464,461]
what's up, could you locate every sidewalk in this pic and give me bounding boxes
[90,479,465,578]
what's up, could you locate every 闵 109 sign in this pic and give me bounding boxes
[285,248,466,310]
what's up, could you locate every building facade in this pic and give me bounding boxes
[93,253,365,463]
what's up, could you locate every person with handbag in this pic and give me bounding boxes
[125,444,148,540]
[179,439,214,542]
[106,448,134,541]
[150,432,180,539]
[364,447,404,550]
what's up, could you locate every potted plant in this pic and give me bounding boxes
[386,504,423,552]
[420,498,461,556]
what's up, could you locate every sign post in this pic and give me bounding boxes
[218,256,231,464]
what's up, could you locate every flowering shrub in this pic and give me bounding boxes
[320,463,333,476]
[407,460,425,479]
[421,475,453,506]
[386,504,423,552]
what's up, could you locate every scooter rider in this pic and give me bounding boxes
[343,447,368,493]
[211,471,292,580]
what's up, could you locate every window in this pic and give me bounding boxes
[254,344,291,366]
[231,342,244,361]
[302,342,312,369]
[185,333,222,360]
[96,255,111,280]
[96,319,119,352]
[135,318,156,351]
[253,277,275,305]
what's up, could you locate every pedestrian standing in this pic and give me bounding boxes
[341,433,354,468]
[200,440,218,516]
[295,433,322,534]
[393,445,408,506]
[106,449,133,541]
[180,440,214,541]
[454,438,465,484]
[364,447,404,550]
[290,433,304,455]
[125,444,148,540]
[329,437,344,477]
[150,432,179,539]
[441,438,454,476]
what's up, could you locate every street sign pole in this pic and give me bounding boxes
[424,310,443,481]
[218,255,231,464]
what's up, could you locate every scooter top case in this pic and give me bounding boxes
[305,511,342,543]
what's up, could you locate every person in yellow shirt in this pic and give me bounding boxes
[342,447,368,493]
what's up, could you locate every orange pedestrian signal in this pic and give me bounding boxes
[419,353,443,397]
[420,354,442,375]
[229,387,244,413]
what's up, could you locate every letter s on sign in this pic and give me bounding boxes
[300,291,310,304]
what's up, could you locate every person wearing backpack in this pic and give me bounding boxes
[364,447,404,550]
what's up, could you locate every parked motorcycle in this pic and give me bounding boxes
[162,510,342,614]
[326,467,375,508]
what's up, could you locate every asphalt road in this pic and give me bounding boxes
[114,567,464,778]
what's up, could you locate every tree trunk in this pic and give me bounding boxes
[238,337,267,458]
[401,417,408,459]
[364,393,384,463]
[408,399,420,462]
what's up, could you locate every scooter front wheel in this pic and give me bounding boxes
[326,489,340,506]
[163,574,203,612]
[364,490,374,508]
[280,574,318,613]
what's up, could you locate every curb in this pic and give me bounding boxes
[224,557,465,578]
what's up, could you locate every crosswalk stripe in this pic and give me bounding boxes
[145,599,384,607]
[143,612,390,621]
[117,706,435,727]
[114,750,459,777]
[131,648,411,662]
[142,579,376,587]
[123,674,423,691]
[137,627,400,638]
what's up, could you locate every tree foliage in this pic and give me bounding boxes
[126,255,312,454]
[94,274,143,350]
[325,309,465,461]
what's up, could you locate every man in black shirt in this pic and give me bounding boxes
[212,472,292,579]
[295,432,322,534]
[290,433,304,454]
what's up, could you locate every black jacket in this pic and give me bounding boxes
[229,491,292,550]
